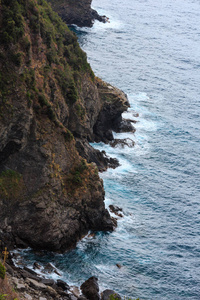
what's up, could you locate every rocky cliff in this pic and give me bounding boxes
[0,0,129,252]
[47,0,107,27]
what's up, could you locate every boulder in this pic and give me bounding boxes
[81,276,100,300]
[57,279,70,290]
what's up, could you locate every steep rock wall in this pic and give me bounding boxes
[0,0,128,252]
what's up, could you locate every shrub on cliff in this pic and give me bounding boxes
[0,262,6,280]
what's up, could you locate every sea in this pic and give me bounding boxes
[18,0,200,299]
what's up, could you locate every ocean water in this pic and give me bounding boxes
[19,0,200,299]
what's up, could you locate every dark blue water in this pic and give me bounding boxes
[19,0,200,299]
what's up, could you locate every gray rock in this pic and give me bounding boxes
[16,283,26,291]
[24,293,33,300]
[24,266,38,276]
[26,278,46,291]
[69,294,78,300]
[41,278,55,286]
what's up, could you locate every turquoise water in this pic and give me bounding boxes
[20,0,200,299]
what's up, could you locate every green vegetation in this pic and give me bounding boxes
[75,103,85,119]
[67,159,88,186]
[0,0,24,45]
[0,0,95,128]
[62,128,74,142]
[0,262,6,280]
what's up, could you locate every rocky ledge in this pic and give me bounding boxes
[1,258,122,300]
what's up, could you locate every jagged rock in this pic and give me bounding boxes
[93,82,130,143]
[81,276,100,300]
[109,205,123,218]
[101,289,121,300]
[76,139,119,171]
[47,0,107,28]
[116,119,136,133]
[109,138,135,148]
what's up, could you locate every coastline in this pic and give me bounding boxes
[0,0,136,298]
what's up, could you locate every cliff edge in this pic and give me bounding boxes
[0,0,129,252]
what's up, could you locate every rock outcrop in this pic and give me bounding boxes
[0,0,129,252]
[47,0,107,27]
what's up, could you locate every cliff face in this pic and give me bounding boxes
[0,0,128,252]
[47,0,107,27]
